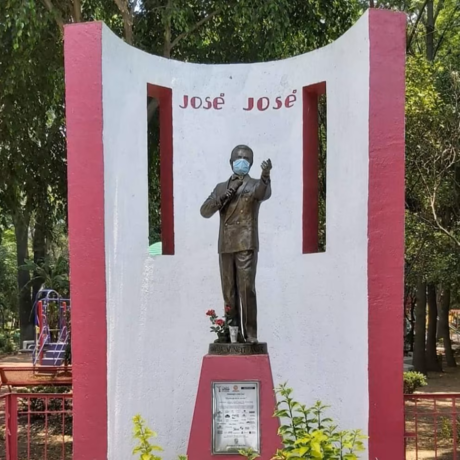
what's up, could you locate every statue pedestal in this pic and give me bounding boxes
[187,352,280,460]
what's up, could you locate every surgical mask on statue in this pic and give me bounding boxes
[233,159,251,176]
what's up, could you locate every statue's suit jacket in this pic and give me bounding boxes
[200,174,271,254]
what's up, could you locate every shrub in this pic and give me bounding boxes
[270,383,367,460]
[133,384,367,460]
[440,416,460,443]
[239,448,259,460]
[404,371,428,394]
[0,331,18,354]
[132,414,187,460]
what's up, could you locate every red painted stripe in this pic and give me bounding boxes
[368,9,406,458]
[64,22,107,460]
[147,84,175,255]
[302,82,326,254]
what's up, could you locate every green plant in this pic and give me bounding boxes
[239,447,260,459]
[272,383,367,459]
[0,330,18,354]
[132,414,187,460]
[440,416,460,443]
[404,371,428,394]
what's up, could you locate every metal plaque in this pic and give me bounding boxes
[212,381,260,455]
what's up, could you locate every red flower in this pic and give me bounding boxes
[215,319,225,327]
[206,309,216,317]
[225,305,232,314]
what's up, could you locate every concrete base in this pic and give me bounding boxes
[187,354,281,460]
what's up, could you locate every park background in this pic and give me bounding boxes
[0,0,459,459]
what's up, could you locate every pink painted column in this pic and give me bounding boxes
[367,9,406,459]
[65,22,108,460]
[187,354,280,460]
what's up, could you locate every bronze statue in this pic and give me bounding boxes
[200,145,272,344]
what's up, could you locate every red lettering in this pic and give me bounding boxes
[179,95,189,109]
[273,96,283,110]
[191,96,202,109]
[285,92,297,108]
[213,94,225,110]
[257,97,270,111]
[203,96,212,110]
[243,97,254,111]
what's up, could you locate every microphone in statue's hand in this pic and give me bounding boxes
[220,180,243,208]
[233,179,244,190]
[228,180,243,196]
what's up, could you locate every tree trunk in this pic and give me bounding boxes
[163,0,172,58]
[113,0,134,44]
[123,13,134,45]
[72,0,82,22]
[32,212,47,302]
[426,0,435,61]
[13,211,34,344]
[409,297,416,352]
[439,287,457,367]
[436,288,443,339]
[426,284,442,371]
[413,278,427,374]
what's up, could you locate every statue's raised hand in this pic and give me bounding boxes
[261,159,272,177]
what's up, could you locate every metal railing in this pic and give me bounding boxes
[405,393,460,460]
[52,327,69,366]
[1,391,459,459]
[0,392,73,460]
[32,325,49,366]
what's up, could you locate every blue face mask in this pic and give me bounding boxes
[233,158,251,176]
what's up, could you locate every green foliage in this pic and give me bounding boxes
[0,330,18,353]
[135,0,361,62]
[440,416,460,443]
[403,371,428,394]
[239,447,260,460]
[132,414,187,460]
[20,254,70,297]
[272,384,367,459]
[405,56,460,291]
[0,228,18,333]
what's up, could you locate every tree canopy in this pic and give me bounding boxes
[0,0,459,355]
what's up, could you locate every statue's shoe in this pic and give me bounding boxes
[246,337,258,344]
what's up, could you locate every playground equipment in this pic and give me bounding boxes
[32,289,71,366]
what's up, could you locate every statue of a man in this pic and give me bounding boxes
[200,145,272,343]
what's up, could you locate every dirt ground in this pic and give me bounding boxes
[0,352,31,364]
[418,365,460,394]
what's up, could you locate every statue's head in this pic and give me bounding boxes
[230,145,253,176]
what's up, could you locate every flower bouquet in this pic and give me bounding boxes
[206,306,232,343]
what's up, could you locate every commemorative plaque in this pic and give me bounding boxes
[211,381,260,454]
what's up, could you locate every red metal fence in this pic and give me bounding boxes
[1,391,459,459]
[0,393,72,460]
[405,393,460,460]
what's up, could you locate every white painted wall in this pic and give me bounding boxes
[102,12,370,459]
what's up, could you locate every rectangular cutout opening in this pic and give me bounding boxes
[147,84,174,256]
[302,82,327,254]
